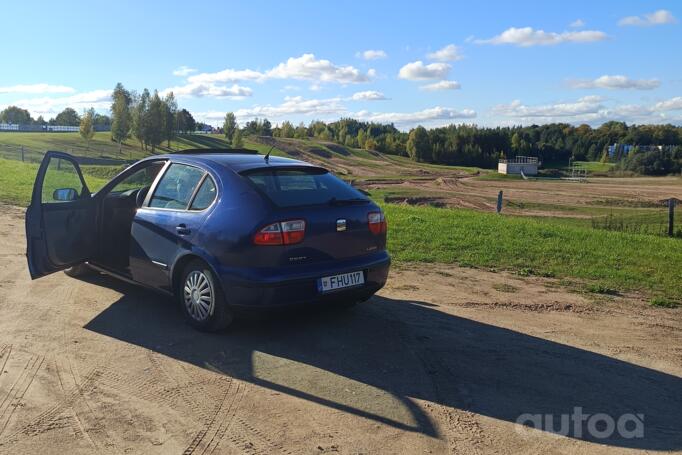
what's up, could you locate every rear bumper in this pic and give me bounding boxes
[218,251,390,308]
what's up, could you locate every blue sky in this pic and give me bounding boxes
[1,0,681,129]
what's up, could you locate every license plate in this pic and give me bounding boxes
[317,271,364,293]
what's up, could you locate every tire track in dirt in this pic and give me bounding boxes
[148,353,249,455]
[0,353,44,438]
[0,345,11,379]
[0,367,101,447]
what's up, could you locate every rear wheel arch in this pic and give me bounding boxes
[171,253,222,297]
[173,254,233,331]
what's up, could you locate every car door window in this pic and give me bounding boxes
[109,162,165,195]
[41,157,85,203]
[189,176,217,210]
[149,163,205,209]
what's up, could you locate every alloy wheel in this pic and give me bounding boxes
[183,270,214,321]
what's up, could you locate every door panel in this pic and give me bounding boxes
[128,162,210,292]
[130,209,206,291]
[25,152,96,279]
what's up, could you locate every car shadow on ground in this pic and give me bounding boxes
[81,273,682,450]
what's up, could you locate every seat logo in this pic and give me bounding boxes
[336,219,347,232]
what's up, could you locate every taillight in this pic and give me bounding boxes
[368,211,387,235]
[253,219,306,245]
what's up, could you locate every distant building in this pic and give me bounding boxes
[498,156,539,176]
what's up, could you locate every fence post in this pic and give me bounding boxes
[21,146,24,162]
[497,190,503,214]
[669,198,676,237]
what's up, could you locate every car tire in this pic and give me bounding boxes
[179,259,233,331]
[64,263,92,278]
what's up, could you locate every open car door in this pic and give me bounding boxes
[25,151,97,279]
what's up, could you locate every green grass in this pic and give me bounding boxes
[574,161,615,173]
[649,297,680,308]
[383,203,682,299]
[475,172,523,181]
[0,158,110,206]
[0,131,236,163]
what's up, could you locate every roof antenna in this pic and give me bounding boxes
[264,145,274,162]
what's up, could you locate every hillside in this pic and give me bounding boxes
[1,132,680,236]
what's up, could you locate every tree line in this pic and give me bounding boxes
[110,83,201,153]
[3,93,682,174]
[219,114,682,174]
[0,105,111,128]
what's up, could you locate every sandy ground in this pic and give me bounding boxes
[0,204,681,454]
[361,175,682,214]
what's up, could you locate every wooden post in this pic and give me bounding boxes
[21,146,24,162]
[497,190,503,214]
[669,198,676,237]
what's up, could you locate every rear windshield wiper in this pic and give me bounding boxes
[328,197,369,206]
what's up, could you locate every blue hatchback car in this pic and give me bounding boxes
[25,149,390,330]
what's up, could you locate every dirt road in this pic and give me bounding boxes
[0,205,680,454]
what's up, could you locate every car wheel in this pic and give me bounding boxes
[179,260,233,331]
[64,263,92,277]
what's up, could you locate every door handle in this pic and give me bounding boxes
[176,224,191,235]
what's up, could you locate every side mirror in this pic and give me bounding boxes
[52,188,78,202]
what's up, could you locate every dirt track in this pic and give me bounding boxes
[0,205,681,454]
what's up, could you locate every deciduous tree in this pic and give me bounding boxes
[79,108,95,150]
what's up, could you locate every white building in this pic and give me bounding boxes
[498,156,539,176]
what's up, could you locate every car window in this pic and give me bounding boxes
[243,168,367,208]
[189,176,217,211]
[109,162,165,195]
[149,163,205,209]
[41,157,84,203]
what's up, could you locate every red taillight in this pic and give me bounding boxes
[253,219,306,245]
[368,211,387,235]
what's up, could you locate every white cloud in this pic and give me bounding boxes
[654,97,682,111]
[234,96,346,120]
[188,68,263,84]
[266,54,370,83]
[569,75,660,90]
[188,54,372,86]
[354,106,476,127]
[476,27,607,46]
[7,89,112,118]
[490,95,682,126]
[351,90,387,101]
[163,83,252,98]
[619,9,677,26]
[426,44,463,62]
[398,61,450,80]
[0,84,75,94]
[172,66,197,77]
[192,111,230,124]
[570,19,586,28]
[420,80,461,91]
[493,96,606,118]
[357,49,387,60]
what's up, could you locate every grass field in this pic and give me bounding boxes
[0,158,111,206]
[384,203,682,300]
[0,131,237,163]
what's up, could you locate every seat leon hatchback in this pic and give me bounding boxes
[25,149,390,331]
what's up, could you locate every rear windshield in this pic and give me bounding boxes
[243,167,368,207]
